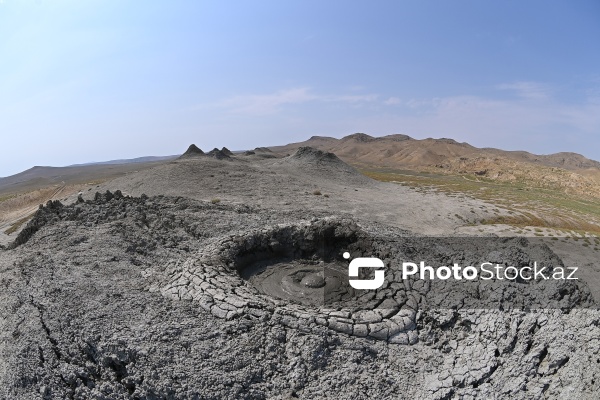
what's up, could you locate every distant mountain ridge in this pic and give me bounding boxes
[269,133,600,198]
[3,133,600,199]
[68,155,178,167]
[270,133,600,171]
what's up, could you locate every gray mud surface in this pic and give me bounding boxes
[1,148,599,399]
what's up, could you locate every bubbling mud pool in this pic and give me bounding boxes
[240,260,358,307]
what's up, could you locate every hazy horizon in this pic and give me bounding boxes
[1,0,599,177]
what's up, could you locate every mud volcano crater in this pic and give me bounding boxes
[162,214,594,344]
[211,221,596,312]
[220,218,372,307]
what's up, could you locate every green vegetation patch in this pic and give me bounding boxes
[360,168,600,234]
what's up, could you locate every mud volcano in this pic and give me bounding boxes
[11,196,594,346]
[228,220,363,307]
[162,215,594,344]
[5,193,598,398]
[178,143,205,158]
[162,218,420,343]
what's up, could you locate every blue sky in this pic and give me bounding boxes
[1,0,599,177]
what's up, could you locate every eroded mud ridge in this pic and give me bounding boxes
[2,192,599,399]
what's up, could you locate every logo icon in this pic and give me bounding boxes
[344,252,385,290]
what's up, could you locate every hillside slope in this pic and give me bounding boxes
[270,133,600,198]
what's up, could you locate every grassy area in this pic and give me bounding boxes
[0,194,16,203]
[360,167,600,233]
[4,213,34,235]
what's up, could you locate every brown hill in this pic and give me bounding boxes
[269,134,600,198]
